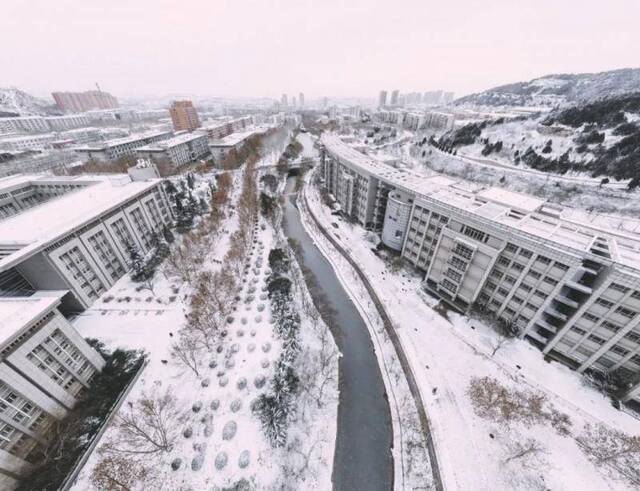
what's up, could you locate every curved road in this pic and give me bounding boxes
[282,175,393,491]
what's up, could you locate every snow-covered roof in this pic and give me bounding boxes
[0,174,162,271]
[137,131,207,152]
[0,292,63,347]
[322,132,640,272]
[209,130,256,148]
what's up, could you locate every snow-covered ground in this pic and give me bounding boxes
[303,172,640,490]
[70,146,338,490]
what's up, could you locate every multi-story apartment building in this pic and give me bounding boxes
[136,132,209,168]
[74,130,173,162]
[200,116,254,141]
[0,117,50,134]
[169,101,201,132]
[321,133,640,403]
[51,91,119,113]
[0,172,173,311]
[0,135,56,152]
[0,292,105,488]
[378,90,388,108]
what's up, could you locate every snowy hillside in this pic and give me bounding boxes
[455,68,640,108]
[438,92,640,183]
[0,87,56,116]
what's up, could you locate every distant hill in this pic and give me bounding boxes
[0,87,56,116]
[438,91,640,184]
[455,68,640,108]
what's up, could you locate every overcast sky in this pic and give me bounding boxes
[2,0,639,101]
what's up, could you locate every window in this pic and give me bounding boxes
[624,331,640,343]
[441,279,457,293]
[601,321,621,333]
[462,226,486,242]
[631,291,640,300]
[449,256,467,271]
[588,334,606,345]
[453,243,473,260]
[595,298,615,309]
[554,262,569,272]
[505,243,518,253]
[512,262,525,272]
[529,271,542,280]
[615,306,637,319]
[519,283,532,293]
[582,312,600,323]
[497,287,509,297]
[444,269,462,283]
[571,326,587,336]
[610,283,630,294]
[504,275,516,285]
[512,296,524,305]
[543,277,558,286]
[498,257,511,267]
[519,249,533,259]
[611,345,630,357]
[536,256,552,265]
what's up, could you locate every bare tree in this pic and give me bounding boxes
[312,323,339,407]
[171,333,203,378]
[91,454,155,490]
[577,423,640,484]
[503,438,546,464]
[104,388,182,456]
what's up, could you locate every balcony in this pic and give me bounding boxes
[545,307,568,322]
[554,295,579,309]
[566,280,593,295]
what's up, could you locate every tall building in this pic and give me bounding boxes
[442,92,455,104]
[321,133,640,405]
[322,97,329,109]
[292,96,297,109]
[0,172,174,310]
[390,90,399,106]
[169,100,201,132]
[281,94,288,108]
[299,92,305,108]
[51,90,119,113]
[0,292,106,488]
[378,90,388,108]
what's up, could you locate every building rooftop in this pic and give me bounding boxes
[0,292,63,347]
[209,129,256,147]
[75,129,172,151]
[137,131,206,152]
[322,132,640,273]
[0,174,162,271]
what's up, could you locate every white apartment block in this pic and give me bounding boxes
[136,132,209,168]
[0,292,105,488]
[0,134,57,152]
[74,130,173,162]
[0,116,90,135]
[0,172,173,311]
[322,133,640,403]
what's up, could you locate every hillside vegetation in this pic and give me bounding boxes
[438,92,640,186]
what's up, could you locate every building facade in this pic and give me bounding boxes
[169,101,201,132]
[51,91,119,113]
[321,133,640,403]
[0,292,105,488]
[136,132,209,168]
[74,130,173,162]
[0,173,174,311]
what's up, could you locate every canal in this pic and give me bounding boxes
[282,172,393,491]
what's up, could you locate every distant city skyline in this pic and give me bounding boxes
[3,0,639,100]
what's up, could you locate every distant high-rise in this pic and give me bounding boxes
[378,90,387,108]
[390,90,399,106]
[322,97,328,109]
[442,91,455,104]
[169,100,201,132]
[281,94,288,108]
[52,90,119,113]
[299,92,305,108]
[292,96,297,108]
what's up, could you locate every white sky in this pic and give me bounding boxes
[2,0,639,100]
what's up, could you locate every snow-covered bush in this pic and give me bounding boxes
[237,329,245,337]
[231,343,240,353]
[241,317,248,325]
[215,451,228,470]
[183,427,193,439]
[254,375,266,388]
[201,378,210,388]
[257,304,265,312]
[261,359,270,369]
[210,399,220,411]
[238,450,250,469]
[230,399,242,412]
[262,342,271,353]
[247,343,256,352]
[237,377,247,390]
[226,316,234,324]
[219,376,229,387]
[225,359,235,369]
[250,329,256,337]
[208,359,217,369]
[192,401,203,413]
[222,421,237,440]
[171,458,182,471]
